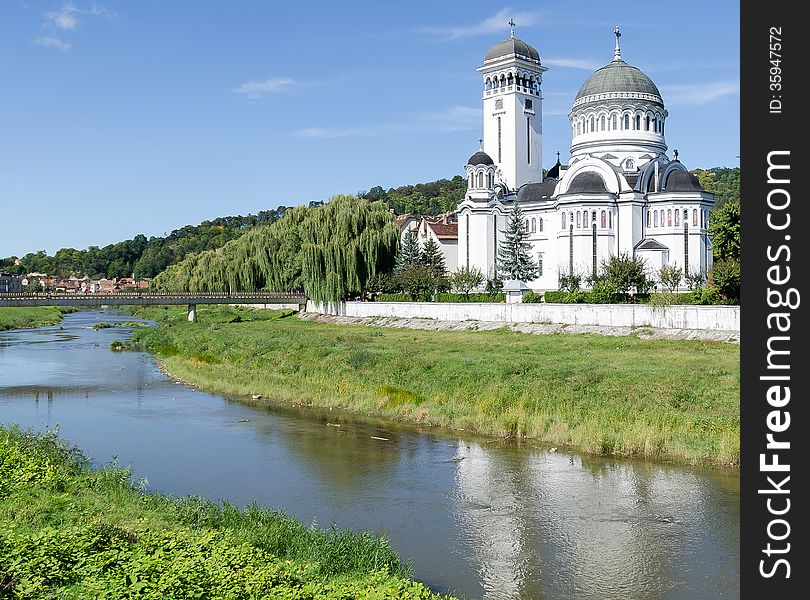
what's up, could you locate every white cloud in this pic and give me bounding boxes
[543,57,600,71]
[292,105,481,140]
[423,8,543,40]
[660,81,739,106]
[45,2,80,30]
[34,36,72,51]
[232,78,295,99]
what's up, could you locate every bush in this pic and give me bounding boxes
[709,258,740,304]
[588,280,621,304]
[521,291,543,303]
[542,290,567,303]
[396,265,437,301]
[449,266,485,295]
[600,253,652,298]
[377,293,428,302]
[434,293,505,303]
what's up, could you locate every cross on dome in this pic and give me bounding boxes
[479,138,484,150]
[508,18,516,38]
[613,26,623,62]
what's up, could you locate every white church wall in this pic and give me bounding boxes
[307,301,739,332]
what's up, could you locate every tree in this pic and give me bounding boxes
[397,265,436,301]
[497,201,538,281]
[658,263,683,293]
[420,237,446,278]
[709,258,740,303]
[708,199,740,261]
[396,228,422,273]
[450,266,484,296]
[600,253,652,298]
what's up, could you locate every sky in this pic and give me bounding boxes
[0,0,740,258]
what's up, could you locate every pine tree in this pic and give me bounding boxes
[396,228,422,273]
[420,237,446,278]
[497,201,538,281]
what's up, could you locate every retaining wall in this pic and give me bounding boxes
[305,300,739,331]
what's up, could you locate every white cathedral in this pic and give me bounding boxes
[447,25,714,291]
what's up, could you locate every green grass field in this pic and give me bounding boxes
[131,306,740,466]
[0,307,76,331]
[0,425,451,599]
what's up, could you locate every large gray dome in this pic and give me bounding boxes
[574,60,662,105]
[484,37,540,62]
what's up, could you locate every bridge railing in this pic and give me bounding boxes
[0,291,307,300]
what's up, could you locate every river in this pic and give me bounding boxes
[0,309,739,599]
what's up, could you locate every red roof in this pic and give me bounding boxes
[426,221,458,240]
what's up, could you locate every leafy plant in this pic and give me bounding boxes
[496,201,538,281]
[658,264,684,293]
[449,266,484,296]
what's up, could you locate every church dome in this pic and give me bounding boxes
[467,150,494,166]
[568,171,609,194]
[484,37,540,63]
[663,169,704,192]
[574,61,662,106]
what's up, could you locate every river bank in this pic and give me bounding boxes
[0,425,451,599]
[0,306,76,331]
[131,306,740,466]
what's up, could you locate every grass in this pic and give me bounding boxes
[0,307,77,331]
[130,306,740,467]
[0,425,452,599]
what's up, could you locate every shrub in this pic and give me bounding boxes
[542,290,567,303]
[557,272,582,293]
[588,280,620,304]
[434,293,505,303]
[658,264,684,293]
[449,266,485,296]
[521,291,543,303]
[709,258,740,304]
[396,265,437,301]
[600,253,652,298]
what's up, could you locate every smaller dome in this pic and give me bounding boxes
[567,171,609,194]
[484,37,540,62]
[664,170,704,192]
[467,151,494,166]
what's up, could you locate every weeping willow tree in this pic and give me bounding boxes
[152,196,399,304]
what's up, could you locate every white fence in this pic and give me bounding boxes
[306,300,739,331]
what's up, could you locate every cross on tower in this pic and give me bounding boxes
[479,137,484,150]
[508,18,516,38]
[613,26,623,61]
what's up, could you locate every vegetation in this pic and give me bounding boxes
[0,425,450,599]
[92,321,148,330]
[129,306,740,466]
[433,293,505,303]
[360,177,467,215]
[708,199,741,261]
[448,266,484,297]
[395,229,422,273]
[691,167,739,209]
[497,201,538,282]
[154,196,399,305]
[1,210,285,280]
[0,307,76,331]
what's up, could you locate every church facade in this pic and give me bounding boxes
[455,27,714,290]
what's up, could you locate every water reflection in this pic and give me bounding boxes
[0,310,739,600]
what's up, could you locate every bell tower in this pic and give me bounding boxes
[477,20,547,192]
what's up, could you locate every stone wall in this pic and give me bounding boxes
[305,300,739,331]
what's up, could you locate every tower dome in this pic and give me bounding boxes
[484,37,541,64]
[568,27,668,169]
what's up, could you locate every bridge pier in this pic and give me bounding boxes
[188,304,197,323]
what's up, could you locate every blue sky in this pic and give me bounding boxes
[0,1,740,258]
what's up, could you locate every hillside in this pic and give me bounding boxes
[3,168,738,280]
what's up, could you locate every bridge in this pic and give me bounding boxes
[0,292,308,322]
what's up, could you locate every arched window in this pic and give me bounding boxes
[576,211,581,228]
[601,210,607,228]
[478,172,484,188]
[701,210,705,228]
[625,158,634,171]
[468,174,472,188]
[562,212,566,228]
[507,72,514,86]
[693,209,698,226]
[577,122,581,136]
[635,115,641,130]
[609,211,612,229]
[654,211,658,227]
[590,117,595,132]
[485,78,491,91]
[675,209,680,226]
[612,114,617,130]
[580,118,585,134]
[646,116,650,131]
[531,218,536,233]
[660,210,665,226]
[538,218,543,232]
[667,209,672,227]
[647,211,652,227]
[624,114,630,129]
[488,172,493,188]
[600,115,606,131]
